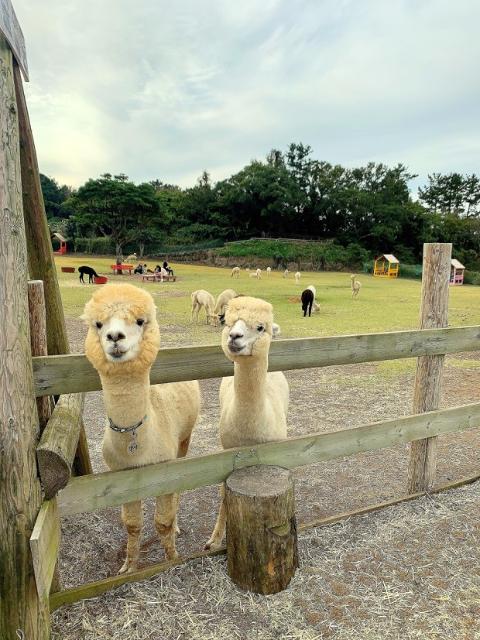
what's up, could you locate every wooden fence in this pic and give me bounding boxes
[29,323,480,609]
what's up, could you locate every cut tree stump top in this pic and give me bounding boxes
[226,465,291,497]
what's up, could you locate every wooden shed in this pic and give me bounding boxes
[52,232,67,255]
[374,254,400,278]
[450,259,465,286]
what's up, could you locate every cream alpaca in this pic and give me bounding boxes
[191,289,217,325]
[82,284,200,573]
[214,289,237,318]
[295,271,301,284]
[266,266,271,275]
[249,268,262,279]
[231,266,240,278]
[205,296,289,550]
[283,269,289,278]
[351,274,362,297]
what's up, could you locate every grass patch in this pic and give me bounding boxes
[55,256,480,347]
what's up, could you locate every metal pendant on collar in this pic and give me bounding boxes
[108,415,147,455]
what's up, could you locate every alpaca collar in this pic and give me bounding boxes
[108,414,147,433]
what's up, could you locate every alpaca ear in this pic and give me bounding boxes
[272,322,281,337]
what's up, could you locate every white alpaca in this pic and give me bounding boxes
[82,284,200,573]
[283,269,289,278]
[126,253,137,263]
[191,289,217,325]
[214,289,237,319]
[351,274,362,298]
[205,296,289,550]
[249,268,262,279]
[266,267,271,275]
[295,271,301,284]
[307,285,320,313]
[231,266,240,278]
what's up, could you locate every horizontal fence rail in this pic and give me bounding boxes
[57,401,480,516]
[33,326,480,397]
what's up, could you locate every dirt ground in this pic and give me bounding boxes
[51,318,480,639]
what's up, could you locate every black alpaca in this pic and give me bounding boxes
[78,265,99,283]
[301,288,314,317]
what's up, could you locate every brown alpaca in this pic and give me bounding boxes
[82,283,200,573]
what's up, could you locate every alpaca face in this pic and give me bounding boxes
[224,319,269,357]
[82,284,160,373]
[96,316,146,363]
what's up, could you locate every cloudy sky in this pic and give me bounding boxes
[13,0,480,192]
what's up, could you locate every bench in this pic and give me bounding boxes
[111,264,134,275]
[141,273,177,282]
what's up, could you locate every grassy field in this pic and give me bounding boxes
[55,255,480,345]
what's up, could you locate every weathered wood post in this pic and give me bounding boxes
[13,56,92,477]
[407,242,452,493]
[225,465,298,594]
[28,280,53,431]
[0,30,50,640]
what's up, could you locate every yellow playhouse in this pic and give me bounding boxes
[374,254,400,278]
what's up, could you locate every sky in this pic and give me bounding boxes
[13,0,480,193]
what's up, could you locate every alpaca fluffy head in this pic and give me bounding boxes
[81,283,160,376]
[221,296,279,361]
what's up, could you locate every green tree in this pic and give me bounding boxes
[40,173,73,218]
[68,174,159,260]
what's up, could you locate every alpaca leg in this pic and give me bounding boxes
[191,301,198,322]
[205,484,226,551]
[172,435,191,535]
[119,500,143,574]
[155,493,179,560]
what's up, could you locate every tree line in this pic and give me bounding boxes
[42,143,480,268]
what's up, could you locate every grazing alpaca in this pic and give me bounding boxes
[78,265,99,283]
[214,288,237,321]
[249,268,262,279]
[126,253,137,263]
[191,289,217,325]
[205,296,289,550]
[231,266,240,278]
[295,271,301,284]
[301,285,320,316]
[283,269,289,278]
[82,284,200,573]
[266,267,271,275]
[351,274,362,298]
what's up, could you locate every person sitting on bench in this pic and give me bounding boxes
[163,260,174,276]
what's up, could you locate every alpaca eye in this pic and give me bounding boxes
[95,321,103,329]
[257,325,264,332]
[136,319,145,327]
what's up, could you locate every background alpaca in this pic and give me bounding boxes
[295,271,301,284]
[214,288,237,320]
[78,265,99,283]
[82,284,200,573]
[205,296,289,550]
[301,285,320,316]
[351,274,362,297]
[283,269,289,278]
[249,268,262,279]
[231,266,240,278]
[266,266,271,275]
[126,253,137,263]
[191,289,217,325]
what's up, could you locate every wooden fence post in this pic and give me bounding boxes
[13,61,92,477]
[225,465,298,594]
[407,243,452,493]
[0,35,50,640]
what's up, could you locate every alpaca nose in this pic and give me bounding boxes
[229,330,244,342]
[106,331,125,343]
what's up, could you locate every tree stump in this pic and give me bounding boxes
[225,465,298,594]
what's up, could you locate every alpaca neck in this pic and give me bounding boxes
[100,371,151,428]
[232,356,268,413]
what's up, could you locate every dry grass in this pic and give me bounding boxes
[52,483,480,640]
